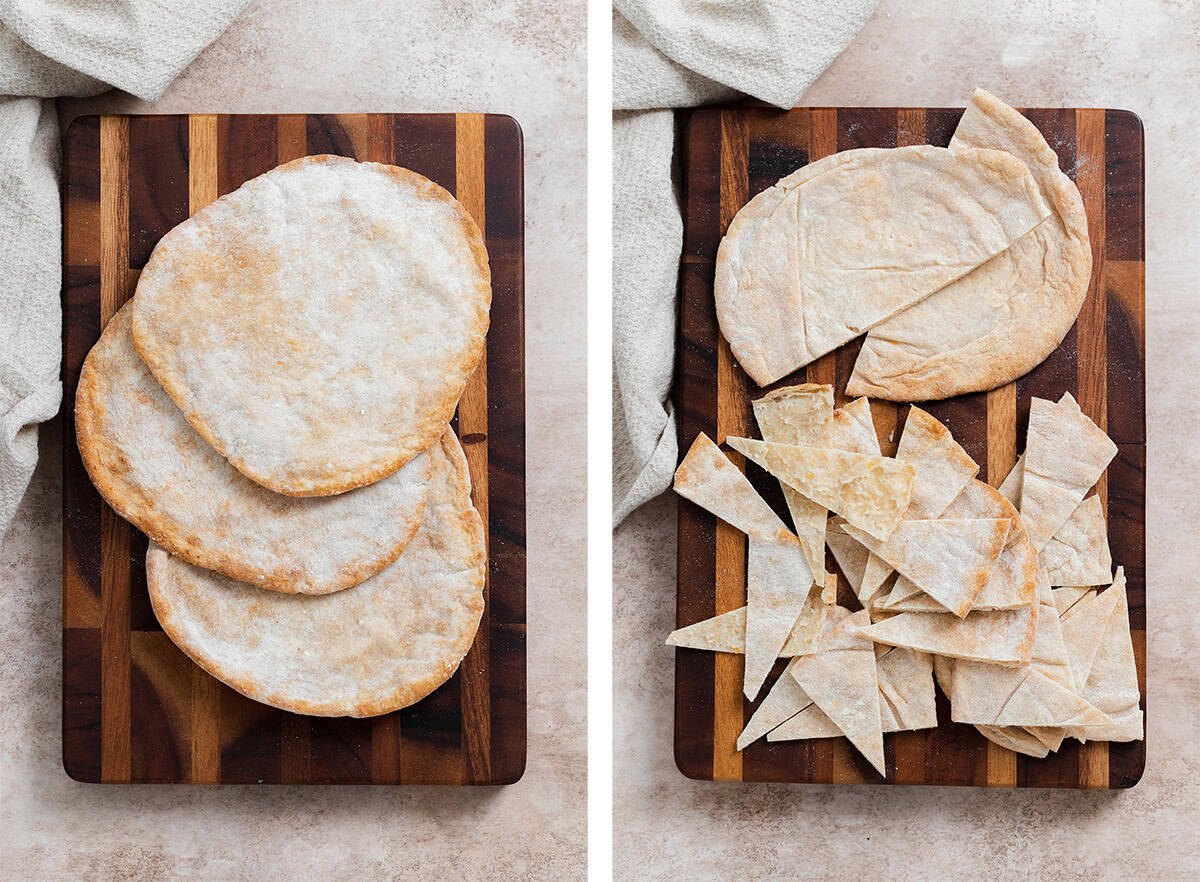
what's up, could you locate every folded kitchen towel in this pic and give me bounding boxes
[0,0,249,542]
[612,0,877,525]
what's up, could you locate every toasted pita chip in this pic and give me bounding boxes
[1041,495,1113,586]
[667,592,827,657]
[843,518,1011,617]
[1059,579,1123,693]
[1020,395,1117,550]
[736,656,814,750]
[1067,569,1143,742]
[790,609,886,775]
[877,647,938,732]
[943,480,1038,610]
[829,397,883,456]
[728,438,915,541]
[951,663,1108,727]
[821,571,838,605]
[766,703,844,741]
[878,586,947,614]
[860,606,1036,664]
[997,453,1025,507]
[752,384,834,574]
[826,523,871,600]
[745,531,816,699]
[897,407,981,518]
[975,724,1051,758]
[673,433,787,536]
[1052,585,1091,616]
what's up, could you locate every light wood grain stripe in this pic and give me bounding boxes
[99,116,131,782]
[277,114,307,165]
[455,113,492,782]
[1075,108,1110,788]
[712,110,749,782]
[186,114,222,783]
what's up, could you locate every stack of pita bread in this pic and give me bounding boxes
[668,385,1141,776]
[715,88,1091,400]
[76,155,492,717]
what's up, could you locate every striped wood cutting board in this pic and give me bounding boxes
[62,113,526,784]
[675,106,1145,788]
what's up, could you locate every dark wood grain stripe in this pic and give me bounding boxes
[394,115,457,190]
[217,115,277,196]
[219,689,281,785]
[1105,111,1144,262]
[398,674,465,784]
[130,632,191,782]
[128,116,188,269]
[63,628,102,782]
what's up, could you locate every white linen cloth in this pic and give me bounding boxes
[0,0,249,541]
[612,0,877,525]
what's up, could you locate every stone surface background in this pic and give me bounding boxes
[1,1,587,878]
[613,1,1199,879]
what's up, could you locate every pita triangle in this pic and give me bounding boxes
[1059,580,1122,693]
[666,589,826,657]
[673,433,786,537]
[943,481,1039,610]
[997,453,1024,507]
[859,606,1035,664]
[1052,585,1091,617]
[896,406,980,518]
[1041,495,1113,586]
[992,669,1111,728]
[858,553,895,607]
[876,647,937,732]
[736,657,813,750]
[766,703,843,741]
[744,531,815,699]
[828,397,882,456]
[843,519,1011,617]
[1067,569,1143,742]
[790,610,886,776]
[975,724,1050,758]
[826,522,872,601]
[726,437,914,541]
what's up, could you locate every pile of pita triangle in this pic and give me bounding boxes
[669,385,1142,777]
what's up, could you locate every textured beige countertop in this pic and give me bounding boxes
[0,0,586,878]
[614,1,1199,879]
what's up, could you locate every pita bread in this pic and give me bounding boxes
[1067,570,1143,741]
[766,704,844,741]
[728,438,915,541]
[942,480,1038,610]
[736,656,814,750]
[666,593,826,657]
[131,155,490,496]
[825,522,871,601]
[790,610,886,775]
[752,384,834,574]
[975,724,1051,758]
[1020,394,1117,550]
[1059,576,1124,693]
[745,531,817,699]
[877,647,937,732]
[76,305,432,596]
[843,519,1011,617]
[848,88,1092,401]
[997,453,1025,507]
[1040,495,1113,586]
[1052,585,1091,616]
[717,144,1051,385]
[146,430,485,717]
[673,434,787,536]
[860,606,1036,664]
[829,397,883,455]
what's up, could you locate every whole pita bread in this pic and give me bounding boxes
[718,144,1051,385]
[132,155,491,497]
[848,88,1092,401]
[146,430,485,717]
[76,305,432,596]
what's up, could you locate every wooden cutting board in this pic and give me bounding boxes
[675,106,1145,788]
[62,113,526,785]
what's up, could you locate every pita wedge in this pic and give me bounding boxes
[728,438,915,540]
[745,532,817,699]
[1040,495,1113,586]
[717,143,1050,386]
[673,433,787,536]
[790,609,886,775]
[1020,394,1117,550]
[737,656,816,749]
[843,518,1011,617]
[942,480,1038,610]
[767,703,845,742]
[132,155,490,497]
[998,453,1025,507]
[146,430,485,717]
[848,88,1092,401]
[877,647,938,732]
[825,521,873,602]
[76,305,432,596]
[860,606,1036,664]
[1066,570,1143,741]
[829,397,883,455]
[859,406,980,607]
[666,590,826,657]
[1059,572,1126,693]
[975,725,1051,758]
[1052,585,1092,616]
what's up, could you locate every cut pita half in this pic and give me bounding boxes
[847,88,1092,402]
[673,433,786,537]
[744,531,816,699]
[1067,569,1143,742]
[718,143,1051,386]
[1040,495,1113,587]
[728,438,915,541]
[752,383,834,574]
[843,518,1011,617]
[860,606,1036,664]
[943,480,1038,610]
[790,610,886,775]
[975,725,1051,758]
[1052,585,1091,617]
[877,647,938,732]
[666,590,827,657]
[1020,395,1117,550]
